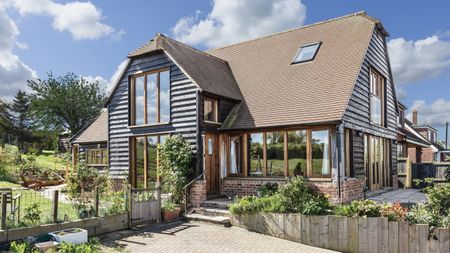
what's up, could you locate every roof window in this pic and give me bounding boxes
[292,42,321,64]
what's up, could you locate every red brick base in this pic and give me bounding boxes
[189,180,207,208]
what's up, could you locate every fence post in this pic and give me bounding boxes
[127,184,132,229]
[94,186,99,217]
[156,184,162,223]
[52,190,59,223]
[1,193,7,230]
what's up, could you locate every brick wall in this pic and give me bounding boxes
[420,147,435,162]
[221,177,366,203]
[189,180,207,208]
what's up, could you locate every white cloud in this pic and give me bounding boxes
[15,41,28,50]
[0,5,37,101]
[6,0,122,40]
[406,99,450,127]
[171,0,306,48]
[388,35,450,85]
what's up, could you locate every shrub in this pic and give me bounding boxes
[162,199,178,212]
[406,204,440,226]
[158,135,193,204]
[58,239,99,253]
[334,200,381,218]
[380,203,407,221]
[257,182,278,197]
[424,182,450,216]
[230,195,283,215]
[22,203,42,226]
[9,241,37,253]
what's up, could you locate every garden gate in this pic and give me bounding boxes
[129,187,161,226]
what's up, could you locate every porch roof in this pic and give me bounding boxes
[71,109,108,144]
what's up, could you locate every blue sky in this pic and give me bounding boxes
[1,0,450,140]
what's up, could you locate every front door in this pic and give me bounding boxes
[204,133,220,194]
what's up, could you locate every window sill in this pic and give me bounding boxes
[223,176,332,182]
[204,120,221,125]
[129,122,170,129]
[87,164,107,167]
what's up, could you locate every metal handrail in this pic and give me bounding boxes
[183,172,205,216]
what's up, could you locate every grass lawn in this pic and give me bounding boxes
[22,150,69,171]
[0,181,78,227]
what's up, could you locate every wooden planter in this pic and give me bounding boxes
[162,208,180,221]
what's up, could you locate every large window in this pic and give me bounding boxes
[86,149,107,166]
[364,134,391,191]
[230,136,243,175]
[287,130,307,176]
[266,132,284,176]
[249,133,264,176]
[131,68,170,126]
[204,98,218,123]
[311,130,330,177]
[132,135,168,189]
[370,69,385,126]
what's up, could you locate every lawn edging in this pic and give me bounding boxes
[231,213,450,253]
[0,213,128,243]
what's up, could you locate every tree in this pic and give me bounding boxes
[28,72,106,135]
[11,90,31,130]
[0,99,14,147]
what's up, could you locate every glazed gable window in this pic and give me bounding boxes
[86,149,107,166]
[130,68,170,126]
[370,69,385,126]
[204,97,218,123]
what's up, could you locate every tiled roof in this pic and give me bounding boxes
[71,109,108,144]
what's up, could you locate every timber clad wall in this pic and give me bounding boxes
[78,142,107,166]
[108,52,200,178]
[343,29,397,139]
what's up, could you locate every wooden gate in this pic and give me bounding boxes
[129,188,161,226]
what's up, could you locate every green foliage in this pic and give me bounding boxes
[424,183,450,216]
[157,135,193,203]
[257,182,278,197]
[58,239,99,253]
[28,72,106,134]
[9,241,38,253]
[334,200,381,218]
[230,176,331,216]
[445,166,450,182]
[21,203,42,227]
[406,204,441,226]
[18,156,65,182]
[380,203,408,221]
[162,199,177,212]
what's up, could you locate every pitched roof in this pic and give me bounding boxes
[207,12,380,129]
[127,34,242,101]
[71,109,108,144]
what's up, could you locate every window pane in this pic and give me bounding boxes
[371,95,382,125]
[230,136,242,174]
[204,99,215,122]
[288,130,307,176]
[135,137,146,188]
[135,76,145,125]
[147,73,157,124]
[312,130,330,176]
[249,133,264,176]
[147,136,158,188]
[266,132,284,176]
[293,43,320,63]
[102,150,107,165]
[160,71,170,123]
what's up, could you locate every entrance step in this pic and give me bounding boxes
[191,207,230,217]
[186,213,231,227]
[202,197,233,209]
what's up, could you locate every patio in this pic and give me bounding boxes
[368,188,427,205]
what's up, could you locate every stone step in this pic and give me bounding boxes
[202,198,233,209]
[185,213,231,227]
[192,207,230,217]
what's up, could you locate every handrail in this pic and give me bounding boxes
[183,172,205,216]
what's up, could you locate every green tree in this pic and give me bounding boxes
[9,90,34,151]
[28,72,106,134]
[0,99,13,146]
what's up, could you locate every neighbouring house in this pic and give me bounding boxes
[57,130,71,153]
[406,109,442,162]
[70,109,108,172]
[72,11,401,204]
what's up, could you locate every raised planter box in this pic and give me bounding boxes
[49,228,88,244]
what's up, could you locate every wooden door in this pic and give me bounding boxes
[368,136,381,191]
[205,133,220,194]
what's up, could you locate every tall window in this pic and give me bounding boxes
[364,134,391,191]
[266,132,284,176]
[132,135,168,189]
[370,69,385,126]
[204,98,218,122]
[287,130,307,176]
[131,68,170,126]
[311,130,330,177]
[230,136,243,175]
[249,133,264,176]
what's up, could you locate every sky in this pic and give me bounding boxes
[1,0,450,140]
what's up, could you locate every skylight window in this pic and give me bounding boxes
[292,42,321,64]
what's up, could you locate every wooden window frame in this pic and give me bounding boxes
[86,148,107,166]
[369,68,386,127]
[238,126,332,179]
[228,134,244,176]
[130,134,169,189]
[130,68,170,127]
[204,97,219,123]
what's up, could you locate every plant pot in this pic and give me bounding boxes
[49,228,88,244]
[162,207,180,221]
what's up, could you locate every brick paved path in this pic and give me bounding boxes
[369,188,426,204]
[99,221,338,253]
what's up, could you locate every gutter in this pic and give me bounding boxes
[336,124,342,202]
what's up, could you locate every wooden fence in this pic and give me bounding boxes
[231,213,450,253]
[128,187,161,226]
[397,160,449,188]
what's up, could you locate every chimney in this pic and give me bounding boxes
[412,109,418,125]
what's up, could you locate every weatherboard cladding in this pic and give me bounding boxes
[107,51,199,178]
[77,142,108,172]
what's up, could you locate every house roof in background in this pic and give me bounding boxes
[71,109,108,144]
[127,34,243,101]
[209,12,380,129]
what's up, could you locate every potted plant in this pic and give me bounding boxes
[158,135,193,220]
[162,200,180,221]
[49,228,88,244]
